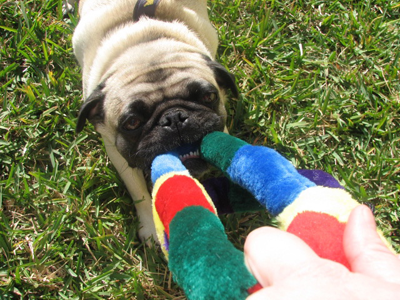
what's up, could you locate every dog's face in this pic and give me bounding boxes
[76,44,237,177]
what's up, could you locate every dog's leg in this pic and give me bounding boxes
[101,133,157,243]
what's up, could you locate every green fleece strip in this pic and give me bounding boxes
[168,206,257,300]
[201,132,247,174]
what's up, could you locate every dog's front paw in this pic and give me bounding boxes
[138,219,157,245]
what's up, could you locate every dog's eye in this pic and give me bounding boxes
[123,117,141,131]
[202,92,218,103]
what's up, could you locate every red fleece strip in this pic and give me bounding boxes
[247,283,262,295]
[155,175,216,236]
[287,211,350,269]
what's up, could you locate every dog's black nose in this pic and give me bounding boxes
[159,110,189,127]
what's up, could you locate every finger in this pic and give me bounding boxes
[344,205,400,284]
[246,285,311,300]
[246,285,348,300]
[244,226,325,287]
[246,274,400,300]
[246,284,338,300]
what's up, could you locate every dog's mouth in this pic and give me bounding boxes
[173,142,208,176]
[175,143,201,162]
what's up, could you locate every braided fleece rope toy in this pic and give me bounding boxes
[151,132,392,300]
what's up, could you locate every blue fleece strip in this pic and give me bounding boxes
[151,153,186,184]
[226,145,316,216]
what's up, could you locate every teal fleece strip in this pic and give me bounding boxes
[201,132,247,174]
[169,206,257,300]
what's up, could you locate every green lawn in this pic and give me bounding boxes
[1,0,399,298]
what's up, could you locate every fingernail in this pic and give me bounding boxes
[357,205,377,229]
[361,204,375,219]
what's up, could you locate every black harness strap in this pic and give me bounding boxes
[133,0,161,21]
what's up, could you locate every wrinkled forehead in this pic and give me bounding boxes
[115,69,214,99]
[103,52,217,101]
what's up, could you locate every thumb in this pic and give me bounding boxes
[244,226,322,287]
[344,205,400,284]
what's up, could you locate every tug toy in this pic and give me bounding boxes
[150,132,390,300]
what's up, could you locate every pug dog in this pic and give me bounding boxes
[73,0,238,241]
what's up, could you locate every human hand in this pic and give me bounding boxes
[244,205,400,299]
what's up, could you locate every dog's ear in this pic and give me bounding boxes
[207,60,239,98]
[76,84,105,133]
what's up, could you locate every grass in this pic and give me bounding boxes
[0,0,399,298]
